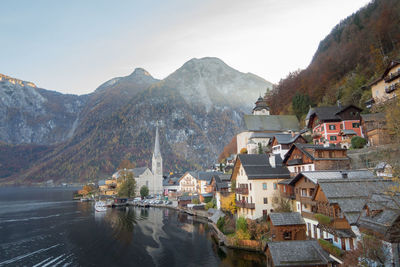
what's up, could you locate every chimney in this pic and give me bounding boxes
[291,131,295,138]
[269,154,276,168]
[337,100,342,108]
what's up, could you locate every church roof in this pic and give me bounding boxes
[244,115,300,132]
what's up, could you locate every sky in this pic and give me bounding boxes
[0,0,371,95]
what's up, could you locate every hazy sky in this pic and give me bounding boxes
[0,0,370,95]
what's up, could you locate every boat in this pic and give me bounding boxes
[95,201,107,212]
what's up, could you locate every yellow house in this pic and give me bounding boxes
[370,59,400,106]
[99,178,119,196]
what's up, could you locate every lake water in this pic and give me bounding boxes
[0,187,266,266]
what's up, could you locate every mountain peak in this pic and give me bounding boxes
[129,68,153,78]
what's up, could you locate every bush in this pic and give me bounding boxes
[192,198,200,204]
[205,198,216,210]
[235,229,251,240]
[315,213,333,225]
[318,239,344,258]
[236,217,248,232]
[217,216,225,232]
[351,136,367,149]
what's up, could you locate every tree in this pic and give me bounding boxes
[221,193,237,215]
[386,97,400,142]
[292,92,312,118]
[351,136,367,148]
[117,159,135,170]
[140,185,149,199]
[272,192,292,212]
[117,171,136,198]
[258,143,263,154]
[240,148,248,154]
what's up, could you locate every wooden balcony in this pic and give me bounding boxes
[236,201,255,209]
[236,187,249,194]
[281,192,295,199]
[384,70,400,83]
[301,211,316,221]
[385,83,399,93]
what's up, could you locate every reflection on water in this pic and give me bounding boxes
[0,188,266,266]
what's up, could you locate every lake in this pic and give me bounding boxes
[0,187,266,266]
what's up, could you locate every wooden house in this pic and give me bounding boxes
[361,113,393,146]
[282,143,350,175]
[265,240,336,267]
[268,212,306,241]
[305,104,363,146]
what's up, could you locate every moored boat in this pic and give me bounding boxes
[95,201,107,212]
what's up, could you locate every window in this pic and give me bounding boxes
[273,183,277,190]
[329,125,336,130]
[340,124,343,129]
[250,183,252,191]
[283,231,292,240]
[263,197,268,204]
[308,165,312,171]
[334,236,338,242]
[330,136,337,141]
[146,181,149,187]
[263,183,267,190]
[313,225,318,238]
[352,123,360,128]
[283,186,286,193]
[301,188,307,196]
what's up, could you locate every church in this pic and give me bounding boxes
[236,95,300,154]
[112,126,164,196]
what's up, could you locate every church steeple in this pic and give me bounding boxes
[252,95,270,115]
[152,126,163,178]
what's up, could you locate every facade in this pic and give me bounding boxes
[283,143,350,176]
[231,154,290,220]
[369,59,400,106]
[268,212,307,241]
[305,104,363,146]
[361,113,392,146]
[178,172,198,193]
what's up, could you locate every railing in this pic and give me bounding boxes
[281,192,295,199]
[384,70,400,83]
[385,83,399,94]
[301,211,316,221]
[235,201,255,209]
[236,187,249,194]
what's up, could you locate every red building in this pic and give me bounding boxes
[305,104,363,146]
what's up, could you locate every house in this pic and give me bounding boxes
[375,162,393,177]
[305,104,363,146]
[369,59,400,107]
[361,113,392,146]
[283,170,377,249]
[268,212,307,241]
[265,240,336,267]
[282,143,350,175]
[236,96,300,154]
[311,174,393,251]
[163,176,180,199]
[270,133,307,159]
[196,171,223,195]
[178,195,195,208]
[358,193,400,266]
[178,172,198,193]
[231,154,290,220]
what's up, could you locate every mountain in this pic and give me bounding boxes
[266,0,400,117]
[0,58,272,184]
[0,74,87,144]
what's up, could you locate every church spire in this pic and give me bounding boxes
[153,126,160,157]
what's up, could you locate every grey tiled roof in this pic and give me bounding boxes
[197,171,223,184]
[269,212,305,226]
[237,154,290,179]
[317,177,394,224]
[358,193,400,239]
[244,114,300,132]
[130,167,149,177]
[272,133,303,145]
[218,174,231,181]
[267,240,332,266]
[306,105,362,122]
[288,170,375,185]
[249,132,277,139]
[361,112,385,122]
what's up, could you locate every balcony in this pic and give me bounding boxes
[236,187,249,194]
[385,83,399,94]
[312,132,322,138]
[384,70,400,83]
[301,211,316,221]
[236,201,255,209]
[281,192,295,199]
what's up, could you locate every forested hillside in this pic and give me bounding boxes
[266,0,400,120]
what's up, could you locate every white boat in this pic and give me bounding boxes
[95,201,107,212]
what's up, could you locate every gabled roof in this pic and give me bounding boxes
[272,133,304,145]
[306,104,362,127]
[249,132,277,139]
[361,112,385,122]
[244,114,300,132]
[283,143,347,164]
[198,171,223,184]
[131,167,149,177]
[314,177,394,224]
[267,240,332,266]
[358,193,400,240]
[236,154,290,180]
[288,170,375,185]
[269,212,305,226]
